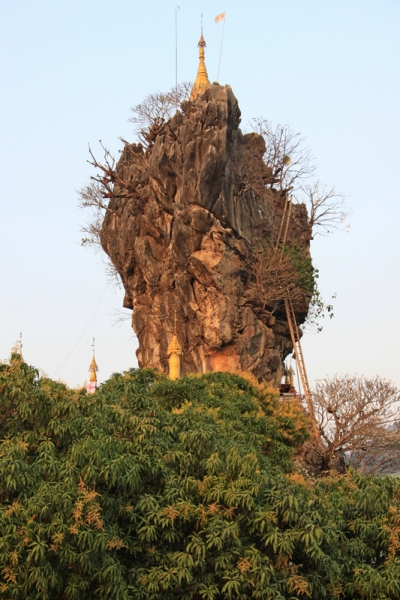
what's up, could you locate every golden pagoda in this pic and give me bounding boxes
[190,30,211,101]
[87,339,98,394]
[284,363,295,388]
[11,333,23,363]
[288,365,294,388]
[167,332,182,380]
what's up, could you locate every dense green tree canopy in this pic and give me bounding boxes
[0,355,399,599]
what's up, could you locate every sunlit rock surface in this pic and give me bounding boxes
[101,84,311,383]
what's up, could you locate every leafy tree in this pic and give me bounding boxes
[243,240,334,333]
[1,355,399,599]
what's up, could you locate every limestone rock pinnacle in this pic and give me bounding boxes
[100,84,311,384]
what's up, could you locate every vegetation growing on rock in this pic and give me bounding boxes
[80,84,317,382]
[1,355,400,599]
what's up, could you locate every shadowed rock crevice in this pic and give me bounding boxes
[101,84,311,383]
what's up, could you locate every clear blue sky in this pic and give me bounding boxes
[1,0,399,389]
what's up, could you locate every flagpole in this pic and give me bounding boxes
[217,15,226,82]
[175,6,179,89]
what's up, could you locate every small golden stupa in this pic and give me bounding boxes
[11,333,23,363]
[288,365,294,388]
[190,29,211,101]
[87,339,98,394]
[284,363,295,388]
[167,316,182,380]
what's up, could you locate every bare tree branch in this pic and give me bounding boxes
[129,82,192,148]
[312,374,400,473]
[252,118,316,192]
[78,181,109,212]
[77,179,122,287]
[298,180,350,238]
[87,142,148,202]
[252,119,350,239]
[243,246,309,319]
[78,83,193,287]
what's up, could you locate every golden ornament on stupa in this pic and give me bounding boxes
[167,332,182,380]
[87,338,98,394]
[190,31,211,101]
[288,365,294,387]
[89,355,98,383]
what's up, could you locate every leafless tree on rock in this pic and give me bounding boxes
[129,82,192,148]
[302,180,350,239]
[77,142,143,286]
[253,118,349,239]
[243,246,309,320]
[252,118,316,192]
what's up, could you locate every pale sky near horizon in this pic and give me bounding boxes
[1,0,399,389]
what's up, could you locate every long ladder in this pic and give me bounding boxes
[275,195,293,249]
[284,297,321,446]
[277,195,322,447]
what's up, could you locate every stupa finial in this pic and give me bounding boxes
[168,312,182,380]
[190,19,211,101]
[87,338,98,394]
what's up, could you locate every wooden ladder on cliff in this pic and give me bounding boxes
[275,195,293,249]
[277,195,322,446]
[284,297,320,444]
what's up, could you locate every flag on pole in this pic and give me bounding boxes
[214,11,226,23]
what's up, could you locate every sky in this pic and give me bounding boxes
[1,0,399,389]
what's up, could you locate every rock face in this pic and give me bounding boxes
[101,84,311,384]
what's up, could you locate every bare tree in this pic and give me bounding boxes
[299,180,350,239]
[85,142,148,202]
[77,138,151,286]
[312,374,400,473]
[78,176,122,286]
[230,153,267,199]
[78,182,108,248]
[129,82,192,148]
[252,119,350,239]
[77,180,123,288]
[79,82,192,239]
[243,246,309,319]
[78,83,192,286]
[252,118,316,192]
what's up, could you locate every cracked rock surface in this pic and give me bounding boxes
[101,84,311,383]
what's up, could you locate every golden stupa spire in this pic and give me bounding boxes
[11,332,23,362]
[167,312,182,380]
[190,18,211,101]
[283,360,295,388]
[284,365,290,386]
[288,364,294,388]
[18,332,23,360]
[87,338,98,394]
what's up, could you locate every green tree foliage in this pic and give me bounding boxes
[282,242,335,331]
[247,240,334,331]
[1,355,400,599]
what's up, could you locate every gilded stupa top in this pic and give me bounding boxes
[190,32,211,101]
[86,338,99,394]
[167,333,182,356]
[89,338,99,383]
[89,354,98,383]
